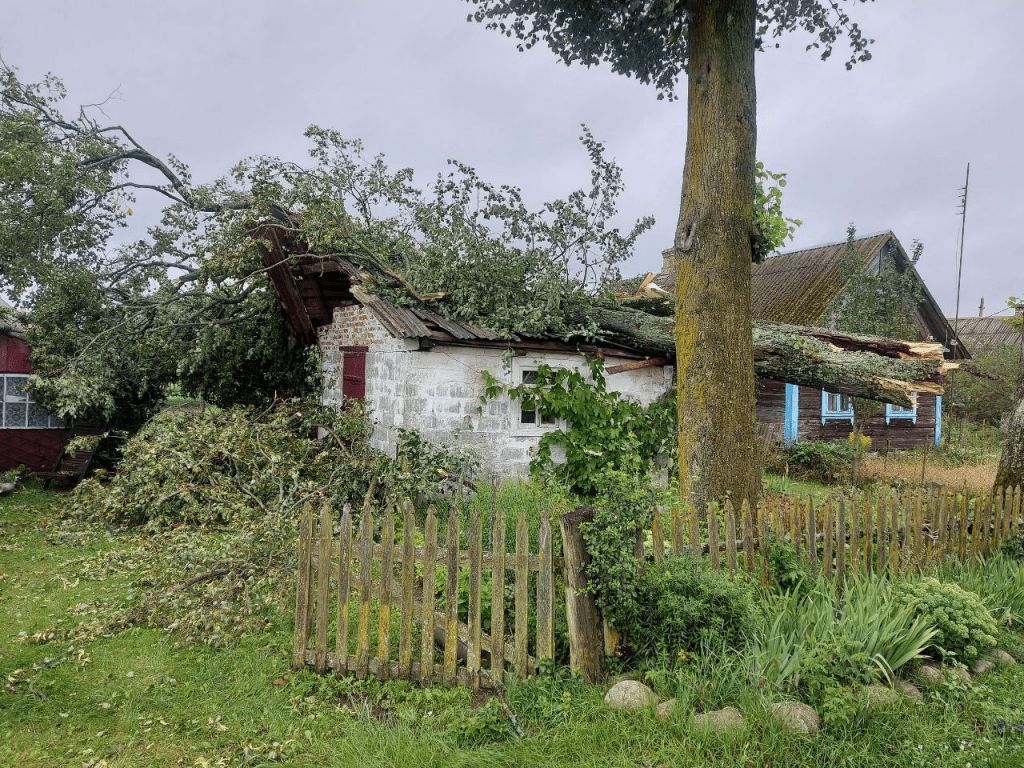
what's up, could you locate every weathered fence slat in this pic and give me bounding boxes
[876,492,887,575]
[671,505,684,557]
[468,505,483,689]
[725,501,738,577]
[490,508,506,682]
[398,501,415,679]
[707,504,721,570]
[849,494,860,574]
[888,493,899,574]
[652,507,665,565]
[758,500,770,587]
[336,504,353,675]
[315,504,333,673]
[293,504,315,671]
[742,499,755,574]
[420,506,438,685]
[823,499,833,581]
[514,507,530,677]
[536,510,554,664]
[807,498,818,577]
[444,507,460,687]
[862,495,873,573]
[376,509,395,680]
[688,504,700,557]
[836,499,847,584]
[356,507,374,680]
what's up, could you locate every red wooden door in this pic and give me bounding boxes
[340,347,366,401]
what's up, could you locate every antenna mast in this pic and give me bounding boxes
[952,163,970,348]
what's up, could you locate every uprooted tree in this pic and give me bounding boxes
[466,0,874,510]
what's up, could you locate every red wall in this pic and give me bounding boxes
[0,332,68,472]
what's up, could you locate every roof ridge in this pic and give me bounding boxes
[771,229,893,258]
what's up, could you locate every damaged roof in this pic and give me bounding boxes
[750,230,967,359]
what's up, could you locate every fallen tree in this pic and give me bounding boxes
[585,305,955,408]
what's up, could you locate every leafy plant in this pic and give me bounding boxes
[612,555,757,664]
[780,440,850,484]
[895,577,998,664]
[753,574,938,691]
[940,555,1024,627]
[480,358,676,498]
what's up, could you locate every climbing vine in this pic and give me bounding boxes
[480,357,676,498]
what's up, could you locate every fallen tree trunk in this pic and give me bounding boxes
[584,306,956,408]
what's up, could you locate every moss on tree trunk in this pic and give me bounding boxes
[673,0,760,512]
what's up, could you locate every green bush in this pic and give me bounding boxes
[895,577,998,664]
[780,440,850,484]
[940,555,1024,627]
[610,555,757,663]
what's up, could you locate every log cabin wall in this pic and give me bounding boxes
[755,379,786,429]
[797,387,938,450]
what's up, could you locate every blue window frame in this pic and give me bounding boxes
[821,390,854,425]
[885,394,918,425]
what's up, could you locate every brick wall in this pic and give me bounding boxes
[317,304,675,475]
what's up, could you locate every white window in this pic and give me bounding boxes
[510,360,565,434]
[821,390,854,425]
[1,374,63,429]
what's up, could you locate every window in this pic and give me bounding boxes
[885,393,918,425]
[1,374,63,429]
[821,390,854,425]
[519,369,557,427]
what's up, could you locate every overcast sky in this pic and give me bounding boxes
[4,0,1021,319]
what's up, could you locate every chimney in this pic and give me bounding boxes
[659,247,678,294]
[978,297,984,317]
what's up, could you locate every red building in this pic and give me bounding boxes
[0,308,68,472]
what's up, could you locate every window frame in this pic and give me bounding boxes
[885,393,918,425]
[821,390,854,426]
[510,360,566,435]
[1,374,63,429]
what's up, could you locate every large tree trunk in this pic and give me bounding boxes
[673,0,760,513]
[996,383,1024,490]
[587,304,952,407]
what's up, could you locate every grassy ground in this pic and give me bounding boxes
[6,486,1024,767]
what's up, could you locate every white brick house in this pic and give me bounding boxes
[259,226,673,476]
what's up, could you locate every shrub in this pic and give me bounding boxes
[781,440,850,484]
[940,555,1024,627]
[609,555,757,663]
[895,577,998,664]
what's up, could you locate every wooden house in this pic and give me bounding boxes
[0,301,69,472]
[748,231,967,449]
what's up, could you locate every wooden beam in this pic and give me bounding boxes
[605,357,671,375]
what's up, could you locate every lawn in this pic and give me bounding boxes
[6,484,1024,768]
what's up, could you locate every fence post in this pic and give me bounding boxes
[293,504,315,671]
[377,508,395,680]
[559,506,604,683]
[420,506,438,685]
[398,501,415,679]
[725,501,737,577]
[490,507,506,683]
[444,507,460,687]
[513,507,530,678]
[468,504,483,690]
[807,498,818,577]
[707,504,721,570]
[742,499,755,575]
[536,510,554,665]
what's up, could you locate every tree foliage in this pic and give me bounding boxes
[465,0,873,100]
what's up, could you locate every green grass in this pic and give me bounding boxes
[8,486,1024,767]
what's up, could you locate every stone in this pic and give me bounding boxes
[656,699,676,721]
[916,663,943,685]
[604,680,658,710]
[771,701,820,735]
[989,649,1016,664]
[972,659,995,676]
[863,684,900,708]
[693,706,744,732]
[896,681,924,702]
[948,666,971,685]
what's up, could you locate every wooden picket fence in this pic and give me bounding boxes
[294,484,1023,687]
[651,485,1024,583]
[292,499,556,689]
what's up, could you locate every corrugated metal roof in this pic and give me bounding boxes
[948,316,1023,350]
